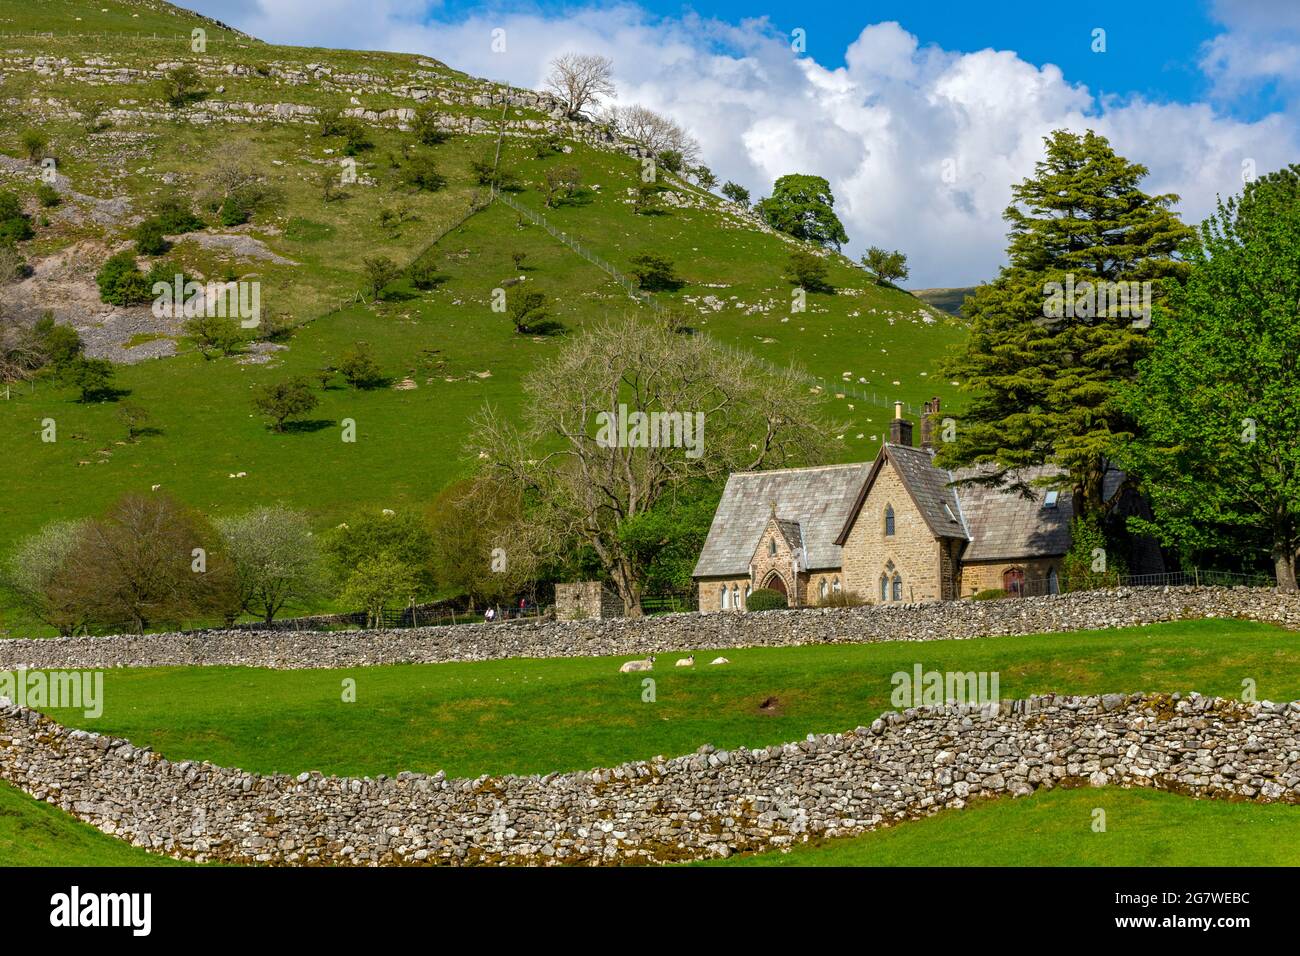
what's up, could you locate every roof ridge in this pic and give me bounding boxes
[730,462,869,477]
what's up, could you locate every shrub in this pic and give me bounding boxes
[628,252,682,292]
[362,256,400,300]
[411,103,450,146]
[971,588,1007,601]
[817,589,866,607]
[402,153,446,192]
[161,65,205,108]
[153,193,204,233]
[218,194,250,226]
[252,377,319,431]
[746,587,788,612]
[0,191,34,242]
[19,130,48,162]
[64,357,116,402]
[657,149,683,174]
[338,341,384,388]
[507,290,548,334]
[721,181,750,206]
[95,251,152,306]
[134,217,170,255]
[633,182,661,215]
[0,240,28,285]
[184,313,243,359]
[36,183,61,208]
[341,120,372,156]
[785,250,832,293]
[408,260,446,290]
[322,509,437,600]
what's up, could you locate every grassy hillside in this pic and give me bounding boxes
[37,619,1297,778]
[0,0,966,617]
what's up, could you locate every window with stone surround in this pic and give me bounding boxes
[892,573,903,601]
[884,504,895,536]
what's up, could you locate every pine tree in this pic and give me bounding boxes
[936,130,1192,519]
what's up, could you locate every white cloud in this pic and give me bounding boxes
[191,2,1300,286]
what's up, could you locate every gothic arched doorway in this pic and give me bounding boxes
[762,571,788,597]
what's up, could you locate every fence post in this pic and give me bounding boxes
[1194,568,1200,588]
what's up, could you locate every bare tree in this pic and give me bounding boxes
[469,316,833,615]
[49,492,238,633]
[605,103,701,167]
[545,53,616,119]
[0,318,45,386]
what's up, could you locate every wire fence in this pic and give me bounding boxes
[492,189,927,417]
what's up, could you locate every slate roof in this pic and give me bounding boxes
[694,449,1124,579]
[954,466,1071,561]
[954,463,1126,562]
[773,517,804,554]
[692,463,871,577]
[834,444,969,545]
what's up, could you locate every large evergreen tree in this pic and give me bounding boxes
[1120,165,1300,589]
[936,130,1192,518]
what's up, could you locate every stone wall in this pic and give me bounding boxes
[1,586,1297,671]
[554,582,623,621]
[1,692,1295,865]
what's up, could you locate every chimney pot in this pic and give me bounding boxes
[889,402,913,447]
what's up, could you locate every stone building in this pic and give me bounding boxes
[693,400,1119,611]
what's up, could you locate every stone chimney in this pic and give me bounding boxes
[920,397,941,450]
[889,401,913,447]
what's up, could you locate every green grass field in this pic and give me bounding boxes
[35,618,1300,779]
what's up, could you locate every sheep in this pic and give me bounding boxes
[709,656,730,665]
[675,655,695,667]
[619,655,655,673]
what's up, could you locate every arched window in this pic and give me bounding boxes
[820,579,828,599]
[732,584,740,609]
[832,577,841,593]
[720,585,730,610]
[880,575,889,602]
[892,574,903,601]
[1047,567,1059,595]
[745,583,752,606]
[884,504,895,537]
[768,537,777,556]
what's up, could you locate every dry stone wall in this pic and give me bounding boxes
[1,586,1297,671]
[1,692,1296,865]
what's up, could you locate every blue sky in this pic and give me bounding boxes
[193,0,1300,285]
[427,0,1230,108]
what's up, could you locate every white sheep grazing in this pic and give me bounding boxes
[709,656,730,665]
[675,655,695,667]
[619,655,655,673]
